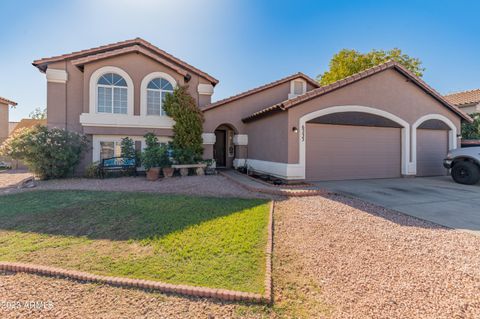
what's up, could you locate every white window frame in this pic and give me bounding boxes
[96,81,128,114]
[89,66,134,116]
[140,72,177,117]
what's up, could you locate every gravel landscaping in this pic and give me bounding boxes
[34,175,270,199]
[272,195,480,318]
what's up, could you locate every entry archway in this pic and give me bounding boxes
[213,123,237,168]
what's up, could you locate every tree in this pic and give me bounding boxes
[0,125,87,179]
[29,107,47,119]
[318,48,425,86]
[462,113,480,139]
[163,86,204,164]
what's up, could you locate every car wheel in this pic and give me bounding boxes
[451,161,480,185]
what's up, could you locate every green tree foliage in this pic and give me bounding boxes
[462,113,480,139]
[29,107,47,119]
[318,48,425,86]
[163,85,204,164]
[141,133,170,170]
[0,125,87,179]
[120,137,136,158]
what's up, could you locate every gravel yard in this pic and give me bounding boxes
[0,174,479,318]
[0,174,271,199]
[272,195,480,319]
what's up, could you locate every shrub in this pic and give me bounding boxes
[0,125,87,179]
[84,162,101,178]
[462,113,480,140]
[120,137,136,158]
[141,133,159,170]
[159,143,172,168]
[163,85,204,164]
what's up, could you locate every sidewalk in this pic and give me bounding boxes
[219,170,329,197]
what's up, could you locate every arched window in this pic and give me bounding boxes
[146,78,174,116]
[97,73,128,114]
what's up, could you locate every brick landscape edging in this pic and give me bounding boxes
[264,200,274,304]
[0,200,275,304]
[219,171,330,197]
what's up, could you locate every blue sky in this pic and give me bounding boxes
[1,0,479,121]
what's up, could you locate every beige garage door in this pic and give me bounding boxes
[416,129,448,176]
[306,124,402,181]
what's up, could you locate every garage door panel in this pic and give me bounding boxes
[306,124,401,181]
[417,129,448,176]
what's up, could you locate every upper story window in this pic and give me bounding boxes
[146,78,174,116]
[97,73,128,114]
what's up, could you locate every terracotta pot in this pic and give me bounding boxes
[162,167,174,178]
[146,167,160,181]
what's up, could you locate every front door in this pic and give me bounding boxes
[214,130,226,167]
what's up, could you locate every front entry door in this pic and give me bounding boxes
[214,130,226,167]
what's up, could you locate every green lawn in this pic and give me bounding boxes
[0,190,270,293]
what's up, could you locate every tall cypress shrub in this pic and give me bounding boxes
[163,86,204,164]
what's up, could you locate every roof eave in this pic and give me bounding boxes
[244,61,472,123]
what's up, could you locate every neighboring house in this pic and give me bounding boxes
[444,89,480,115]
[9,118,47,136]
[8,122,19,134]
[0,96,17,145]
[33,38,471,181]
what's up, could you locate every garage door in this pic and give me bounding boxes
[306,124,402,181]
[416,129,448,176]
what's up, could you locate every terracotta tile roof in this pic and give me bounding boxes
[243,61,472,123]
[202,72,320,112]
[444,89,480,106]
[32,38,218,85]
[10,119,47,135]
[71,45,189,78]
[0,96,17,106]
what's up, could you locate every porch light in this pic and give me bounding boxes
[292,127,298,133]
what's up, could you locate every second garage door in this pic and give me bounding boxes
[305,124,402,181]
[416,129,448,176]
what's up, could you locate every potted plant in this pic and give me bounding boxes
[141,133,161,181]
[159,144,174,178]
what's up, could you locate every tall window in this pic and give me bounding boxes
[146,78,174,116]
[97,73,128,114]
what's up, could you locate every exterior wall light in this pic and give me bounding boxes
[292,127,298,133]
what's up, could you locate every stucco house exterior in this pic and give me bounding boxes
[444,89,480,115]
[33,38,471,181]
[0,96,17,145]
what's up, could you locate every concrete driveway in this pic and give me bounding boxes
[315,176,480,234]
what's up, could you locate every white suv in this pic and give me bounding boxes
[443,146,480,185]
